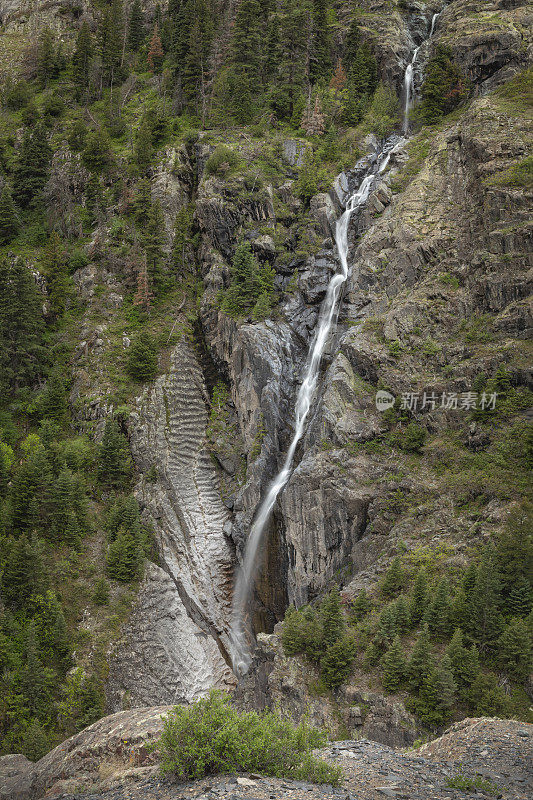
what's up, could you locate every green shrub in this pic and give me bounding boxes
[398,422,426,453]
[320,636,355,690]
[157,691,341,785]
[205,145,239,176]
[126,332,158,381]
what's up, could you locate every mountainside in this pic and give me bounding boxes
[0,0,531,790]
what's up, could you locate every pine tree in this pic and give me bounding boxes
[98,419,133,488]
[425,577,451,638]
[309,0,331,84]
[364,82,399,139]
[452,562,478,640]
[227,0,263,122]
[392,595,410,634]
[127,0,145,51]
[0,440,14,496]
[50,469,81,545]
[362,637,382,670]
[1,534,49,609]
[343,11,360,73]
[12,122,52,208]
[22,622,55,718]
[495,505,533,617]
[99,0,125,89]
[11,445,52,535]
[416,655,456,727]
[409,568,428,626]
[106,494,141,539]
[321,588,345,648]
[72,21,93,98]
[37,28,56,87]
[182,0,214,115]
[498,619,532,683]
[147,24,164,74]
[407,624,432,691]
[380,556,404,599]
[445,628,480,695]
[106,528,143,581]
[378,602,398,644]
[36,371,68,424]
[82,128,114,173]
[42,232,69,319]
[21,718,49,762]
[419,45,467,124]
[0,185,20,244]
[330,60,347,94]
[134,178,153,230]
[475,543,504,652]
[126,331,158,381]
[349,588,372,623]
[269,0,310,121]
[320,635,354,690]
[92,576,110,605]
[251,291,272,321]
[381,635,407,692]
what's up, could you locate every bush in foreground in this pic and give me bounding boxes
[157,690,341,785]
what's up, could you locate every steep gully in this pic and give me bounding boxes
[229,11,444,676]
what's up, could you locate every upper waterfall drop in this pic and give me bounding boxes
[228,155,390,676]
[402,9,442,133]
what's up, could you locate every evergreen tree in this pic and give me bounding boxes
[222,241,261,317]
[392,595,410,634]
[134,178,153,230]
[42,232,69,319]
[309,0,331,84]
[445,628,480,695]
[498,619,532,683]
[50,469,82,545]
[126,331,158,381]
[380,556,404,598]
[147,25,165,74]
[37,28,57,87]
[82,128,114,173]
[11,444,52,534]
[320,635,354,690]
[97,419,133,488]
[36,371,68,425]
[106,494,141,539]
[106,528,143,581]
[377,602,398,644]
[182,0,214,112]
[495,505,533,617]
[133,262,153,311]
[381,635,407,692]
[425,577,451,638]
[0,440,14,496]
[72,21,93,98]
[21,622,56,718]
[409,568,428,626]
[362,637,382,670]
[127,0,145,51]
[407,624,432,691]
[343,11,360,73]
[21,718,49,762]
[227,0,263,122]
[452,562,478,640]
[321,588,345,648]
[0,185,20,244]
[92,576,110,605]
[1,534,49,609]
[475,543,504,652]
[12,122,52,208]
[349,588,372,623]
[99,0,125,89]
[419,45,467,124]
[364,82,399,138]
[416,655,456,727]
[269,0,310,121]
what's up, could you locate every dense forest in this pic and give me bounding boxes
[0,0,531,765]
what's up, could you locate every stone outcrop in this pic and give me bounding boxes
[107,341,236,708]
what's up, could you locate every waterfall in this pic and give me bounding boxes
[402,10,442,134]
[229,163,386,675]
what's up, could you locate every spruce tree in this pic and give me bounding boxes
[381,635,407,692]
[144,199,166,290]
[106,528,143,581]
[349,588,372,623]
[425,577,451,638]
[127,0,145,51]
[72,21,93,99]
[0,185,20,244]
[98,419,133,488]
[227,0,262,122]
[12,121,52,208]
[445,628,480,695]
[21,719,49,762]
[416,655,456,727]
[452,562,478,640]
[92,577,110,605]
[126,331,158,381]
[99,0,125,89]
[409,568,428,626]
[147,25,165,74]
[377,602,398,644]
[380,556,404,598]
[182,0,214,111]
[269,0,310,121]
[37,28,57,87]
[22,622,55,718]
[392,595,410,634]
[134,178,153,230]
[1,534,49,609]
[407,624,432,691]
[320,635,354,690]
[82,128,114,173]
[475,543,504,652]
[37,371,68,424]
[498,619,532,683]
[320,588,345,648]
[495,505,533,617]
[362,637,382,670]
[11,445,52,535]
[419,45,467,124]
[309,0,331,84]
[50,469,81,545]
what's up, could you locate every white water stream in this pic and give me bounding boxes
[229,169,381,675]
[402,11,441,134]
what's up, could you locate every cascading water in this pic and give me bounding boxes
[402,9,442,133]
[229,164,386,675]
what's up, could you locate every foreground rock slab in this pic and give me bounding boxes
[1,717,531,800]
